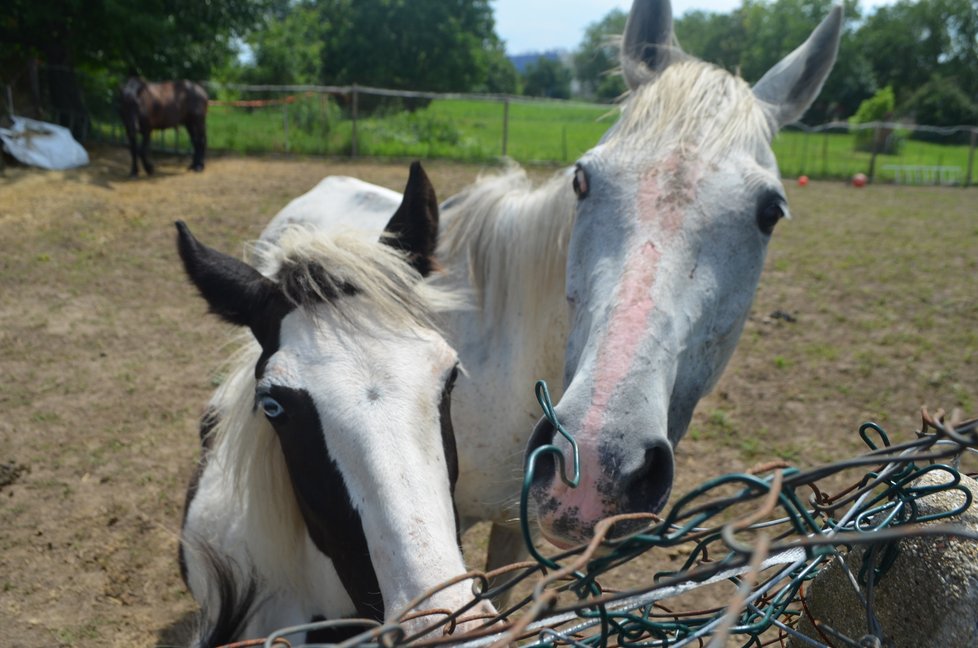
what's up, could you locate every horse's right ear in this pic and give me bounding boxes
[175,221,288,347]
[621,0,684,90]
[381,161,439,277]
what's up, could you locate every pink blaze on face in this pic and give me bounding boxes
[537,155,700,547]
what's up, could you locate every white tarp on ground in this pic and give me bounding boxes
[0,115,89,170]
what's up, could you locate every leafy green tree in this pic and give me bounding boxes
[573,9,627,100]
[479,47,521,94]
[243,2,324,85]
[521,57,572,99]
[857,0,978,107]
[903,77,978,141]
[675,10,746,74]
[850,85,898,152]
[312,0,509,93]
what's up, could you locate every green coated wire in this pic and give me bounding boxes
[520,379,582,569]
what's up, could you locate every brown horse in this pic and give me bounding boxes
[118,76,208,176]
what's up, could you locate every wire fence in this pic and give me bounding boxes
[3,66,976,184]
[236,388,978,648]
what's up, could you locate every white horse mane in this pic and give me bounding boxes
[203,226,462,589]
[436,166,576,336]
[611,59,774,161]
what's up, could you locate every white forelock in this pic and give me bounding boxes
[608,59,774,163]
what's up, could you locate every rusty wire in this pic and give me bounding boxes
[243,406,978,648]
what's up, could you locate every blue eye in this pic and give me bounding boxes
[259,395,284,419]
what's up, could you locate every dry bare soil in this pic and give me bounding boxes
[1,146,975,647]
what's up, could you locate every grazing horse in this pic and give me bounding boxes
[259,0,843,568]
[118,76,207,176]
[177,163,492,644]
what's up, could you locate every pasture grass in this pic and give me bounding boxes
[91,95,974,180]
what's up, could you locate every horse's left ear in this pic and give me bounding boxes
[752,5,844,129]
[381,161,439,277]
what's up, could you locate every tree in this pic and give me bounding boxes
[1,0,268,133]
[243,2,324,85]
[857,0,978,108]
[521,56,572,99]
[903,77,978,140]
[674,10,746,74]
[573,9,627,101]
[313,0,510,93]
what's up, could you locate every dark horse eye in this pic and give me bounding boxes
[572,165,589,199]
[757,202,784,235]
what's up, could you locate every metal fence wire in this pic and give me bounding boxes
[237,386,978,648]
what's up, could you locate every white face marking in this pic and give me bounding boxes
[257,301,477,623]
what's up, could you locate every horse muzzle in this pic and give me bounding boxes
[525,415,675,547]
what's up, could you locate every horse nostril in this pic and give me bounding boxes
[524,416,557,485]
[622,440,675,514]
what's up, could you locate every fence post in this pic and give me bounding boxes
[283,103,290,153]
[866,124,881,184]
[502,97,510,158]
[966,128,976,188]
[351,83,359,158]
[821,129,829,177]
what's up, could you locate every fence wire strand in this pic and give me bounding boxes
[237,400,977,648]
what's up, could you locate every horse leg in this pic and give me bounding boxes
[140,127,154,175]
[188,117,205,172]
[124,125,139,177]
[484,522,529,607]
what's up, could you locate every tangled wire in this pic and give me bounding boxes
[244,386,978,648]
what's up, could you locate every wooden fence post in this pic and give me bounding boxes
[966,128,976,188]
[867,124,881,184]
[821,129,829,177]
[502,97,510,158]
[351,84,359,158]
[283,103,290,153]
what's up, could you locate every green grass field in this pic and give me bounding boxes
[92,94,975,183]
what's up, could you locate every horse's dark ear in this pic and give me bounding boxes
[622,0,683,90]
[381,161,439,277]
[175,221,288,348]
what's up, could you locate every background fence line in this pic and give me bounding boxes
[4,73,977,186]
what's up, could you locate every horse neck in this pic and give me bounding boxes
[437,169,575,342]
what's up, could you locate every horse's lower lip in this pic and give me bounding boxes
[538,525,586,551]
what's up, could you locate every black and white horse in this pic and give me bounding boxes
[176,164,493,644]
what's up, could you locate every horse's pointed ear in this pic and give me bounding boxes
[752,5,843,129]
[621,0,682,90]
[381,161,439,277]
[175,221,287,347]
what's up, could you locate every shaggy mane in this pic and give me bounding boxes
[435,166,576,336]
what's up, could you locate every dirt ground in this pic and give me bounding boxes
[0,146,975,647]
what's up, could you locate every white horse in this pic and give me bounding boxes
[260,0,843,568]
[177,163,493,644]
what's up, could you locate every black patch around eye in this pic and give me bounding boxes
[757,198,785,235]
[573,165,589,199]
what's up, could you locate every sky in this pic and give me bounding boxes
[494,0,899,54]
